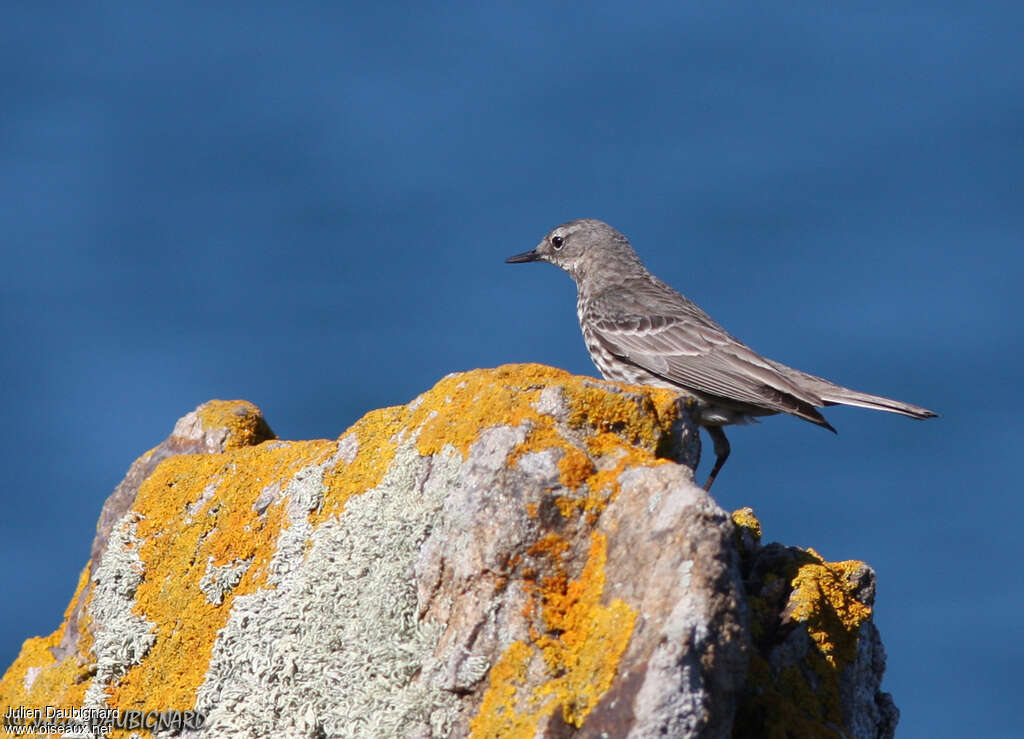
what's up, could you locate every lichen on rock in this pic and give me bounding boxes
[0,364,897,738]
[733,517,898,739]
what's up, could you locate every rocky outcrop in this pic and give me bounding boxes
[0,364,897,738]
[730,510,898,738]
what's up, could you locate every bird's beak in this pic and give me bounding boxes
[505,248,541,264]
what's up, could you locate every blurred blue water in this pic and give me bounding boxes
[2,2,1021,735]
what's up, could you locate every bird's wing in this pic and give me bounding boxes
[587,285,833,425]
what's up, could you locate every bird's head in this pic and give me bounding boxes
[505,218,644,285]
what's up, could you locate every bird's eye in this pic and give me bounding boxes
[551,235,564,249]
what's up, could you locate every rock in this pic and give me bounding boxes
[731,511,899,739]
[0,364,897,738]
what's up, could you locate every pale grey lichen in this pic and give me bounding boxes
[23,666,40,693]
[199,558,251,606]
[454,653,491,692]
[187,480,220,518]
[80,515,157,713]
[194,438,464,738]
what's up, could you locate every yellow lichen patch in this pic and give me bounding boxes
[527,534,570,561]
[413,365,565,458]
[787,550,873,669]
[512,377,680,495]
[470,533,637,737]
[3,365,687,735]
[585,434,669,497]
[731,507,762,542]
[315,405,407,524]
[411,363,681,478]
[106,437,335,714]
[468,641,538,739]
[0,565,93,711]
[583,431,632,459]
[550,432,673,523]
[735,527,877,737]
[533,533,636,726]
[195,400,275,449]
[564,382,680,448]
[552,495,579,519]
[315,364,685,529]
[555,445,597,492]
[316,364,599,524]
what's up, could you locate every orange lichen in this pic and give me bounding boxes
[734,515,877,738]
[105,438,335,714]
[316,364,629,524]
[2,365,683,734]
[413,366,560,458]
[565,382,679,445]
[469,533,637,737]
[0,400,282,721]
[555,446,597,491]
[731,507,762,542]
[195,400,275,449]
[461,367,682,734]
[0,565,93,711]
[469,641,536,739]
[316,405,407,523]
[550,431,673,524]
[786,549,873,669]
[533,534,636,725]
[509,370,679,487]
[527,534,570,560]
[318,364,685,529]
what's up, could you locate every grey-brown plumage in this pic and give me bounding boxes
[506,218,936,490]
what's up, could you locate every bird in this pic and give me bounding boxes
[505,218,936,491]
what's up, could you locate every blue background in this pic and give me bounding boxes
[2,3,1020,735]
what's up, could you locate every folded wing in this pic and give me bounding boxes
[586,284,836,429]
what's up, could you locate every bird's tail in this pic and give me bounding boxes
[817,386,937,419]
[771,362,937,419]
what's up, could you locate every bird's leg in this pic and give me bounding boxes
[703,426,730,491]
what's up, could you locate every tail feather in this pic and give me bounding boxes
[818,387,937,419]
[768,360,937,419]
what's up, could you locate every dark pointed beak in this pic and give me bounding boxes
[505,248,541,264]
